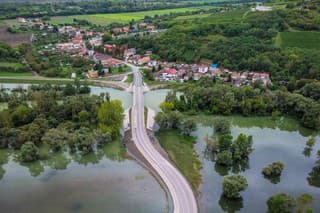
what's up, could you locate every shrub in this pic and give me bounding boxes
[222,174,248,199]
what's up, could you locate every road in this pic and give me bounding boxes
[129,64,198,213]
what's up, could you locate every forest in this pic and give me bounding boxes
[161,81,320,130]
[0,83,124,162]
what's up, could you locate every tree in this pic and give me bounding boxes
[267,193,295,213]
[20,141,39,162]
[296,193,313,213]
[232,133,253,161]
[11,105,34,126]
[216,150,233,166]
[262,161,285,177]
[98,100,124,139]
[179,119,197,136]
[214,119,231,134]
[218,134,233,152]
[42,128,70,152]
[102,32,112,43]
[160,101,174,112]
[306,137,316,148]
[92,129,112,147]
[222,174,248,199]
[70,127,94,154]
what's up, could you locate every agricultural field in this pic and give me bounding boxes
[275,31,320,50]
[174,8,248,23]
[48,7,206,25]
[0,25,31,47]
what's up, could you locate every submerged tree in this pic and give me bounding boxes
[222,174,248,199]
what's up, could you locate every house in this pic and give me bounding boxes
[112,28,123,34]
[102,57,124,67]
[198,65,209,74]
[252,72,271,86]
[159,68,178,81]
[146,25,155,31]
[124,48,136,58]
[138,56,151,65]
[148,60,157,67]
[104,44,116,53]
[88,69,99,78]
[17,17,27,23]
[89,37,102,47]
[128,54,141,64]
[93,53,110,63]
[123,27,130,33]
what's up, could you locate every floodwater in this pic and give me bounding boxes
[0,84,166,213]
[145,89,320,213]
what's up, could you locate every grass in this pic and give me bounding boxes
[156,129,202,191]
[0,62,25,69]
[0,72,34,77]
[275,31,320,50]
[125,73,134,83]
[49,7,202,25]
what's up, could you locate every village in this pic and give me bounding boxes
[15,16,272,87]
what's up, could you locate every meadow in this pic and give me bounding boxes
[0,62,25,69]
[49,7,204,25]
[275,31,320,50]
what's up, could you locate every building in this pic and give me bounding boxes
[159,68,178,81]
[138,56,151,65]
[17,17,27,23]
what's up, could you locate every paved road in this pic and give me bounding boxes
[129,64,198,213]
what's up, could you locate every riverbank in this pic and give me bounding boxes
[155,129,202,191]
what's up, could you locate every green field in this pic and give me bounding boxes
[275,31,320,50]
[174,8,247,23]
[49,7,204,25]
[0,62,25,69]
[0,72,33,77]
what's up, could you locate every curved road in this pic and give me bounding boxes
[129,64,198,213]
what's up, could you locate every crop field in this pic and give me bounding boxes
[49,7,204,25]
[275,31,320,50]
[174,8,248,24]
[0,26,31,47]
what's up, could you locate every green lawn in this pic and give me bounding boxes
[125,73,134,83]
[0,72,33,77]
[49,7,203,25]
[0,62,25,69]
[156,129,202,191]
[275,31,320,50]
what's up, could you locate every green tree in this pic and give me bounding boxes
[222,174,248,199]
[296,193,313,213]
[262,161,285,177]
[20,141,39,162]
[160,101,174,112]
[214,119,231,135]
[232,133,253,161]
[98,100,124,139]
[11,105,34,126]
[42,128,70,152]
[92,129,112,147]
[102,32,112,43]
[179,119,197,136]
[267,193,296,213]
[216,150,233,166]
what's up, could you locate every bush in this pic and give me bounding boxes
[214,119,231,134]
[222,174,248,199]
[20,141,39,162]
[267,193,295,213]
[216,150,233,166]
[262,161,285,177]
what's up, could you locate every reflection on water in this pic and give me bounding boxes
[194,115,320,213]
[0,83,133,110]
[0,141,167,213]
